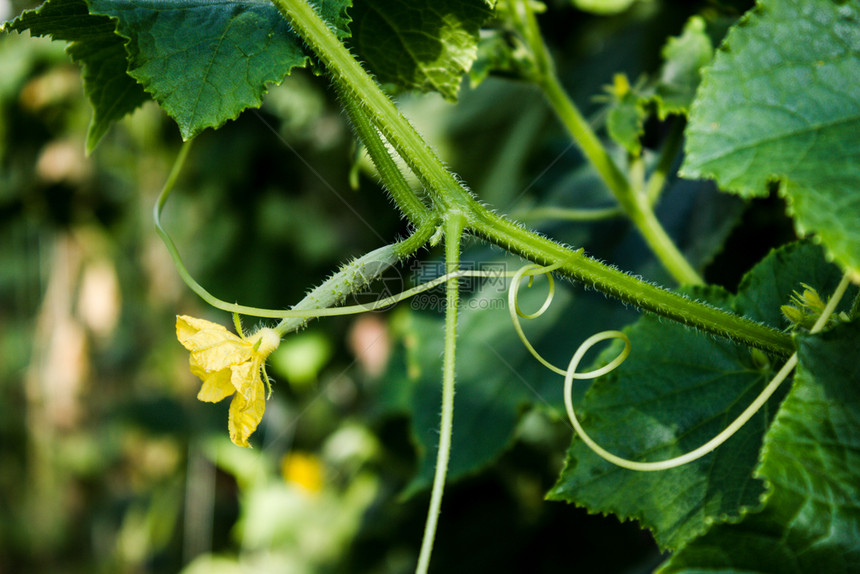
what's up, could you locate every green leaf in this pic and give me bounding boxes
[348,0,494,101]
[682,0,860,272]
[548,241,845,550]
[651,15,713,119]
[605,74,646,155]
[2,0,149,151]
[658,320,860,573]
[734,242,851,330]
[469,29,538,87]
[548,288,776,551]
[601,15,714,154]
[85,0,351,140]
[3,0,353,143]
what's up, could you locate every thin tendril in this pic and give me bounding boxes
[155,142,551,324]
[507,262,628,378]
[509,264,854,472]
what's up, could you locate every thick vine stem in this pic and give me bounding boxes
[474,209,794,357]
[271,0,794,357]
[339,87,434,224]
[271,0,470,214]
[416,211,466,574]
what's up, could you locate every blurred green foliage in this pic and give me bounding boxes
[1,1,790,573]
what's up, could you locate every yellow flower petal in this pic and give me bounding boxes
[196,368,235,402]
[176,315,208,341]
[177,315,235,348]
[177,315,254,372]
[230,360,261,400]
[194,344,253,372]
[228,378,266,448]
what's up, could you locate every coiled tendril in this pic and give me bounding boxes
[508,262,853,472]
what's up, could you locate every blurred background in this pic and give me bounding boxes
[1,1,776,572]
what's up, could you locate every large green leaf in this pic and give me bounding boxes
[682,0,860,272]
[348,0,494,101]
[3,0,352,143]
[659,320,860,573]
[2,0,149,151]
[548,241,846,550]
[86,0,351,140]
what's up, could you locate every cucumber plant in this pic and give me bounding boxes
[4,0,859,572]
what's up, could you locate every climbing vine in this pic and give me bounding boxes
[4,0,859,572]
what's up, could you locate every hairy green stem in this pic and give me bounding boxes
[395,223,438,258]
[471,209,794,357]
[272,0,471,214]
[340,88,434,224]
[271,0,793,357]
[416,212,465,574]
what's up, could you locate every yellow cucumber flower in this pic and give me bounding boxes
[176,315,280,448]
